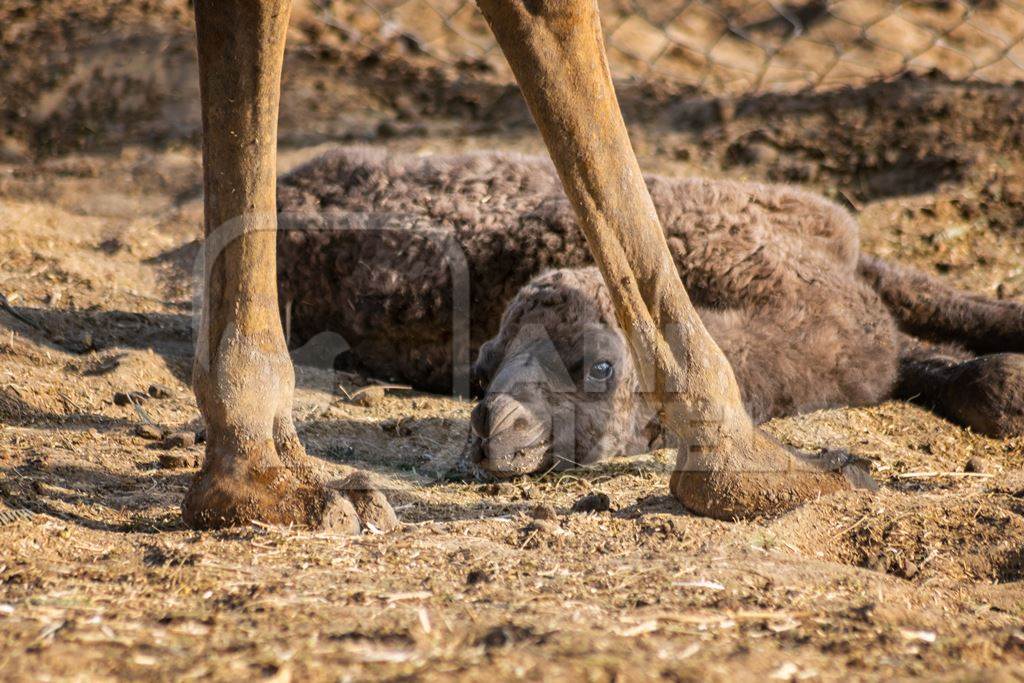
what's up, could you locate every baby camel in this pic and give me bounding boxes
[277,148,1024,477]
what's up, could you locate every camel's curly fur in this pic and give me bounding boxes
[277,147,1024,475]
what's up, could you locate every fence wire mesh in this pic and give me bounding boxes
[311,0,1024,94]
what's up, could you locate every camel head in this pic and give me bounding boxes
[466,268,658,477]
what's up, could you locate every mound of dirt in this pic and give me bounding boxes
[786,490,1024,583]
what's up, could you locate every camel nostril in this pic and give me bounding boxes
[470,402,489,438]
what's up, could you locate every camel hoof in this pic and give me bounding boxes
[317,489,363,534]
[341,472,401,533]
[943,354,1024,438]
[181,450,362,532]
[669,431,875,521]
[817,449,878,492]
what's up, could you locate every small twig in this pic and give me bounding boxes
[893,471,993,479]
[917,547,941,570]
[0,293,41,330]
[127,395,161,431]
[621,609,804,626]
[338,383,413,401]
[518,529,539,550]
[837,188,863,212]
[832,512,871,539]
[379,591,432,602]
[533,462,561,482]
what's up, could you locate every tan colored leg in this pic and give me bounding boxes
[183,0,396,531]
[477,0,873,519]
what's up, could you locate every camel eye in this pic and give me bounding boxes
[587,360,614,382]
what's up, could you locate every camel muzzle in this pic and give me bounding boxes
[468,394,555,476]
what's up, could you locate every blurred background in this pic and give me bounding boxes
[6,0,1024,294]
[321,0,1024,91]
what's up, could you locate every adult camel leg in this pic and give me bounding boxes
[183,0,395,530]
[476,0,874,519]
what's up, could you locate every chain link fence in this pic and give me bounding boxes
[311,0,1024,94]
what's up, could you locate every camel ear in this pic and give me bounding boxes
[471,338,502,398]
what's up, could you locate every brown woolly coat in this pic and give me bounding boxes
[276,147,1024,432]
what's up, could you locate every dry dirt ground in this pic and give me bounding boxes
[3,1,1024,680]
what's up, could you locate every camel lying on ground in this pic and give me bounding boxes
[277,148,1024,477]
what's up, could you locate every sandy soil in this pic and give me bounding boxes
[2,1,1024,680]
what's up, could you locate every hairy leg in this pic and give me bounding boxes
[895,336,1024,438]
[477,0,873,520]
[859,255,1024,354]
[862,251,1024,436]
[183,0,396,530]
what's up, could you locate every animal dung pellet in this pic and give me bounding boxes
[147,383,174,399]
[522,519,559,535]
[352,386,387,407]
[466,569,492,585]
[162,431,197,450]
[901,559,919,579]
[531,503,558,520]
[134,424,164,441]
[480,482,511,496]
[965,456,990,473]
[571,492,612,514]
[380,418,412,436]
[158,453,196,470]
